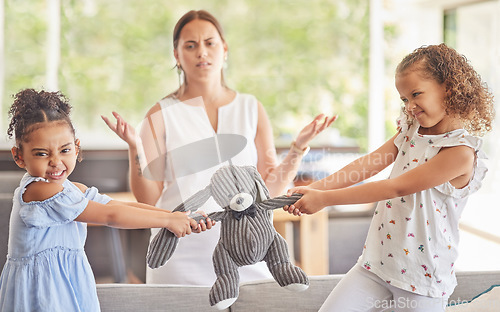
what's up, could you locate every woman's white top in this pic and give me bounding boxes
[145,93,273,285]
[358,113,487,298]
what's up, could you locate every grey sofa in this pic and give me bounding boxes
[2,172,499,311]
[96,270,500,311]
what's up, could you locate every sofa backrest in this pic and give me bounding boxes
[96,271,500,312]
[230,271,500,311]
[0,171,23,194]
[97,283,229,312]
[0,193,13,270]
[96,275,342,312]
[231,275,342,312]
[452,270,500,302]
[0,171,22,270]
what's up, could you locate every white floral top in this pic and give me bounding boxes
[358,113,487,298]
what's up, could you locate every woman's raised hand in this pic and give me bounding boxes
[294,114,337,149]
[101,112,137,147]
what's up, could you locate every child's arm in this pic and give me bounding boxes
[106,200,215,231]
[289,144,475,215]
[283,133,398,215]
[22,182,198,238]
[73,183,168,213]
[107,199,170,212]
[307,133,399,190]
[75,201,198,237]
[72,183,213,232]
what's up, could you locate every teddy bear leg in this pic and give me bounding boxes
[209,243,240,310]
[264,235,309,291]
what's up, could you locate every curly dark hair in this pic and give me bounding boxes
[396,43,495,136]
[7,88,76,147]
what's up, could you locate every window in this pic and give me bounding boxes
[1,0,374,150]
[443,0,500,271]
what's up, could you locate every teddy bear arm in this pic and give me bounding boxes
[146,228,179,269]
[187,211,226,225]
[259,193,302,211]
[207,211,227,222]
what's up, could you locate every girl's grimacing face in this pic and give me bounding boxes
[13,122,79,184]
[174,19,227,81]
[395,68,455,135]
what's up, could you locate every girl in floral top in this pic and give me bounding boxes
[284,43,494,311]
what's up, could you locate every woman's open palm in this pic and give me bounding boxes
[295,114,337,149]
[101,112,137,147]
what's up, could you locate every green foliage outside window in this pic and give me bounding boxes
[3,0,389,151]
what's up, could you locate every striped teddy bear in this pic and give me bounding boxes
[146,165,309,310]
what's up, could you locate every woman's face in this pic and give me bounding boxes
[174,19,227,84]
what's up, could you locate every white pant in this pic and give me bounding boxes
[319,265,448,312]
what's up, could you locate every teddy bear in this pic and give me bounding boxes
[146,164,309,310]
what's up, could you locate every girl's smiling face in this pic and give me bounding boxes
[13,121,79,184]
[396,68,460,135]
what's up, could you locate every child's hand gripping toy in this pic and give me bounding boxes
[146,165,309,310]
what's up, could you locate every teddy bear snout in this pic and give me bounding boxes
[229,193,253,212]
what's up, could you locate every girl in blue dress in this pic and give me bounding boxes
[0,88,212,311]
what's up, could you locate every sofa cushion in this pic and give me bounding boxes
[0,194,13,270]
[94,271,500,312]
[446,285,500,311]
[97,283,229,312]
[231,271,500,311]
[451,270,500,301]
[230,275,343,312]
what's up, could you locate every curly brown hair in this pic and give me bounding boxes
[7,88,76,148]
[396,43,495,136]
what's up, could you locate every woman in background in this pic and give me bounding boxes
[103,10,336,286]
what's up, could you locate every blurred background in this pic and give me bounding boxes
[0,0,499,281]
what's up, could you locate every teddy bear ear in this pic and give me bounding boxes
[255,180,269,202]
[248,166,270,202]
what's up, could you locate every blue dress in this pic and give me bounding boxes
[0,174,111,311]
